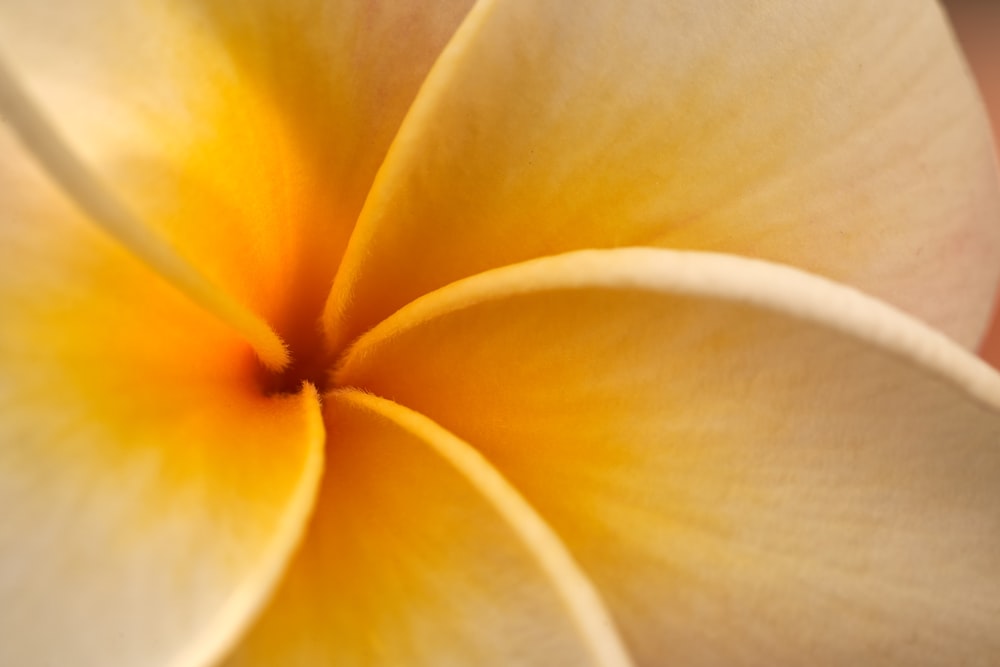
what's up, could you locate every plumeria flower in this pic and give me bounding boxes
[1,1,999,666]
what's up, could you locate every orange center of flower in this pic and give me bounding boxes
[256,326,333,396]
[0,55,350,398]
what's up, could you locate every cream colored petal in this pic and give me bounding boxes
[0,0,473,351]
[337,249,1000,666]
[0,129,324,666]
[223,389,632,667]
[327,0,1000,351]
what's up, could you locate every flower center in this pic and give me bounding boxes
[0,49,351,399]
[256,321,334,396]
[0,53,300,373]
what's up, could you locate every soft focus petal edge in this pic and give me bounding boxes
[338,248,1000,410]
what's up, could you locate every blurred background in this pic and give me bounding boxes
[943,0,1000,366]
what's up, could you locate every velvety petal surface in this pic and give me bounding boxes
[0,129,324,666]
[223,389,632,667]
[0,0,474,352]
[337,249,1000,666]
[327,0,1000,351]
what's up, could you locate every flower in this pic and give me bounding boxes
[1,0,1000,665]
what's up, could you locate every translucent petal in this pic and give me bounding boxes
[327,0,1000,351]
[223,390,631,667]
[338,248,1000,666]
[0,0,474,350]
[0,125,324,667]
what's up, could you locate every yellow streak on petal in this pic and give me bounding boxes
[0,368,326,666]
[334,389,635,667]
[165,383,326,667]
[336,248,1000,665]
[0,52,289,371]
[324,0,1000,352]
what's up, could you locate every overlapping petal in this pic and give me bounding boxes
[3,2,999,666]
[0,127,324,667]
[327,0,1000,351]
[223,390,631,667]
[337,249,1000,665]
[0,0,474,350]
